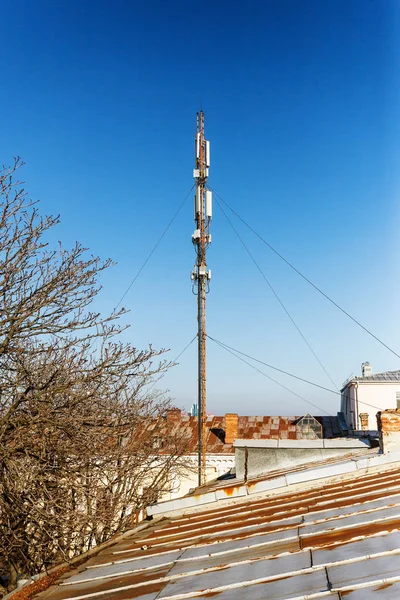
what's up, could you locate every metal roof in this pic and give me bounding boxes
[344,369,400,385]
[147,446,375,516]
[28,450,400,600]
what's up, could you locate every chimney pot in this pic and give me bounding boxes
[359,413,369,431]
[377,409,400,453]
[225,413,239,444]
[361,362,373,378]
[166,408,181,424]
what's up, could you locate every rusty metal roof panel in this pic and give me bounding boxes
[313,530,400,566]
[160,570,330,600]
[328,553,400,589]
[302,504,400,538]
[30,459,400,600]
[158,551,313,598]
[303,491,400,522]
[340,582,400,598]
[63,552,181,586]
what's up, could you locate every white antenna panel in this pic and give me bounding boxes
[205,140,210,167]
[195,188,201,216]
[206,190,212,218]
[196,133,200,159]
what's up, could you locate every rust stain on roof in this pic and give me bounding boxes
[301,517,400,550]
[374,582,394,590]
[217,484,242,497]
[43,567,170,600]
[170,466,400,534]
[28,459,400,600]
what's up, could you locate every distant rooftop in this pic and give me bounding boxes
[342,361,400,388]
[162,414,342,454]
[357,369,400,382]
[343,370,400,386]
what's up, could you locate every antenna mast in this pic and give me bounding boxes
[191,111,212,486]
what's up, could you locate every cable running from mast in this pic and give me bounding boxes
[208,335,331,415]
[208,334,386,413]
[114,183,195,310]
[211,187,400,361]
[140,334,198,399]
[215,196,338,391]
[208,335,338,395]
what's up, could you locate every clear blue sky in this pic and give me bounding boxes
[1,0,399,416]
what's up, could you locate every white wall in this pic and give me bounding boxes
[159,454,235,502]
[341,384,357,428]
[343,381,400,430]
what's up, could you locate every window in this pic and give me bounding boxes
[295,414,323,439]
[396,392,400,410]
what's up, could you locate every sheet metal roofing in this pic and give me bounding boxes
[30,449,400,600]
[165,415,341,454]
[147,446,373,516]
[345,369,400,384]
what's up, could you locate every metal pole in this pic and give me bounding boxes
[198,271,206,486]
[191,111,211,486]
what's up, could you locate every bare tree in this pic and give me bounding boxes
[0,160,189,594]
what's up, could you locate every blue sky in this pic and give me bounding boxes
[1,0,399,416]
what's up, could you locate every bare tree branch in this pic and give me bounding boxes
[0,160,189,594]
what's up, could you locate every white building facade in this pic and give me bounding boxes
[160,453,235,502]
[341,362,400,432]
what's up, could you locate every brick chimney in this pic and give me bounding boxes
[225,413,239,444]
[166,408,181,424]
[377,410,400,453]
[359,413,369,431]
